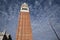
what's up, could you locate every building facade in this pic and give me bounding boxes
[0,31,12,40]
[16,3,32,40]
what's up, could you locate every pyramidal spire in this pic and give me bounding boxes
[2,29,6,34]
[2,25,7,34]
[20,3,29,12]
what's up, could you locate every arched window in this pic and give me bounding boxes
[22,8,27,10]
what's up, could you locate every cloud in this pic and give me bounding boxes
[30,0,60,40]
[0,0,60,40]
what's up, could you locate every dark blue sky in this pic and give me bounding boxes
[0,0,60,40]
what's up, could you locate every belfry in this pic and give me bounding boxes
[16,3,32,40]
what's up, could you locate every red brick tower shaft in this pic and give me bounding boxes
[16,3,32,40]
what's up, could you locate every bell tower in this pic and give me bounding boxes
[16,3,32,40]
